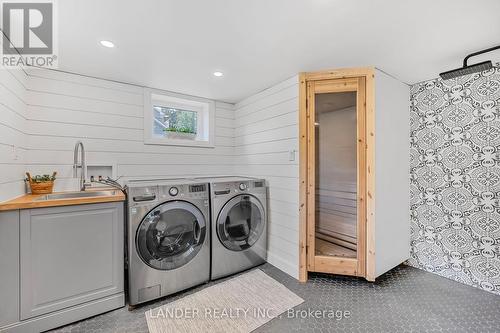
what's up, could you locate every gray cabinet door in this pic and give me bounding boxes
[0,211,20,327]
[20,202,124,320]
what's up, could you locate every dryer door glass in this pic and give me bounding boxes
[136,201,206,270]
[217,194,265,251]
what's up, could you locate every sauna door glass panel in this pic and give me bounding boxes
[314,92,357,258]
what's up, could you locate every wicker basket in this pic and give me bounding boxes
[26,172,57,195]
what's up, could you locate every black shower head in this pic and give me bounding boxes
[439,44,499,80]
[439,60,493,80]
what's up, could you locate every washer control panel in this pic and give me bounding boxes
[239,183,248,191]
[128,182,209,206]
[158,183,208,200]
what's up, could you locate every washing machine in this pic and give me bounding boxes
[126,179,210,306]
[205,176,267,280]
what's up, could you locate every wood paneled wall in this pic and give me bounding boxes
[234,76,300,278]
[0,65,28,201]
[21,68,235,192]
[0,67,303,280]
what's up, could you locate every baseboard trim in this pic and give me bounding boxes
[0,293,125,333]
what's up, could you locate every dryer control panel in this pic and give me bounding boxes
[212,179,266,197]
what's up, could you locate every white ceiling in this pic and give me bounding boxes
[57,0,500,103]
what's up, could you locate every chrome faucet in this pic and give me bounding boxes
[73,141,90,191]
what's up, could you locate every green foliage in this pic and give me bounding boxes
[164,127,196,134]
[159,107,197,134]
[26,174,56,183]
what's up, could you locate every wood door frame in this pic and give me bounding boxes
[298,67,376,282]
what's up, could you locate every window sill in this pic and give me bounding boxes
[144,137,215,148]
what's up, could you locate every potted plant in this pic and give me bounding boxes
[164,127,197,140]
[25,172,57,194]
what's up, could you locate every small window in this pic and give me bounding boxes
[144,89,215,147]
[154,106,198,138]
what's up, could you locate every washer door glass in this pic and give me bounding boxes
[217,194,265,251]
[136,201,206,270]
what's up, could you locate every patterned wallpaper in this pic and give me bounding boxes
[407,64,500,295]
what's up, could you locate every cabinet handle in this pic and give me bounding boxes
[133,194,156,202]
[214,190,230,195]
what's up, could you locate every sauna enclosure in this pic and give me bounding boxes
[298,67,411,282]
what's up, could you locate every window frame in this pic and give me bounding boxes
[144,88,215,147]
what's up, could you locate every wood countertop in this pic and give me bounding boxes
[0,189,126,211]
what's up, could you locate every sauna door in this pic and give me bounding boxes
[306,78,366,277]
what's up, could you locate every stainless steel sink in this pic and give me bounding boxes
[34,190,117,201]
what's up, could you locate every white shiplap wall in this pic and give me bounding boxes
[0,66,302,280]
[234,76,300,278]
[0,66,28,201]
[23,68,235,191]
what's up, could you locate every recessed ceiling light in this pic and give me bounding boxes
[213,71,223,77]
[100,40,115,48]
